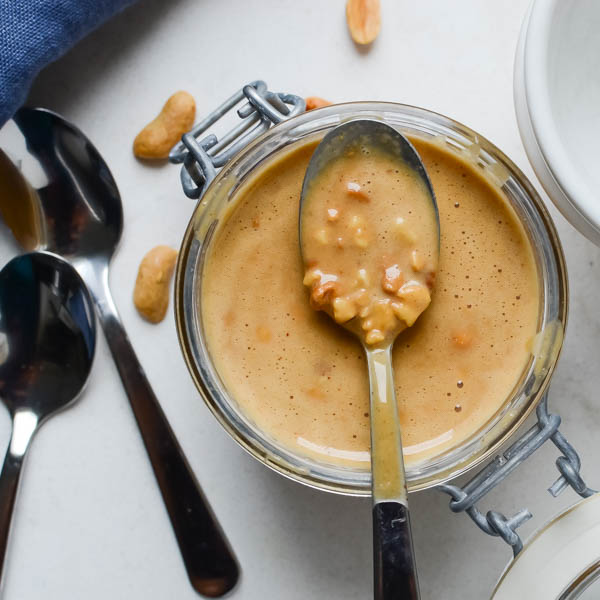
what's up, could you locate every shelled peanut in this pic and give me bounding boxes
[305,97,333,111]
[133,245,178,323]
[133,91,196,159]
[346,0,381,45]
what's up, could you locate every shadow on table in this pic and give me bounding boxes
[251,457,507,600]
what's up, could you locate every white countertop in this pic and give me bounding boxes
[0,1,598,598]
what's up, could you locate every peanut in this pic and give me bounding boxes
[357,268,370,287]
[361,299,398,344]
[327,208,340,222]
[411,249,425,272]
[346,0,381,45]
[352,289,370,307]
[350,215,369,248]
[303,268,321,286]
[382,264,404,294]
[310,281,337,310]
[133,245,178,323]
[365,329,385,345]
[346,181,370,201]
[395,282,431,326]
[306,97,333,111]
[133,91,196,159]
[394,216,417,244]
[359,305,371,318]
[333,296,357,323]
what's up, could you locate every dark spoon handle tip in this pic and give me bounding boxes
[94,275,239,597]
[373,501,420,600]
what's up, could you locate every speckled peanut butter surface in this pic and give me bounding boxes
[202,137,539,468]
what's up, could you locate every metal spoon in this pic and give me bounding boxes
[0,251,96,586]
[300,120,440,600]
[0,108,239,597]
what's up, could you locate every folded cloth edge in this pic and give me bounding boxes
[0,0,138,127]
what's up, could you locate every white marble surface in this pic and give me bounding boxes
[0,1,598,598]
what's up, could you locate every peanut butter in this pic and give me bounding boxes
[301,145,438,345]
[201,137,539,468]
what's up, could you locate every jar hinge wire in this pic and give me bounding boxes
[438,394,595,556]
[168,80,305,199]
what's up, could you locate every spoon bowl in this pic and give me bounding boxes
[0,251,96,584]
[0,251,96,417]
[12,108,122,261]
[300,119,439,600]
[302,119,438,231]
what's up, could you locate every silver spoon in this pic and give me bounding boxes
[1,108,239,597]
[0,251,96,586]
[300,120,440,600]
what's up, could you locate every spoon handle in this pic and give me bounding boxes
[366,346,420,600]
[373,502,419,600]
[0,410,38,586]
[87,269,239,597]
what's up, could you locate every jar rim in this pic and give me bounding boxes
[174,101,568,496]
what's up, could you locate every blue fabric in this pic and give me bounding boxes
[0,0,137,127]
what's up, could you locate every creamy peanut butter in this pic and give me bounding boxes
[202,137,539,468]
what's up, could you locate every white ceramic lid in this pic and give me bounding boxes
[492,493,600,599]
[514,0,600,246]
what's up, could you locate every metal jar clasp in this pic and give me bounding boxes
[169,80,305,199]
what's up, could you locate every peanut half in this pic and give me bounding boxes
[306,96,333,111]
[133,91,196,159]
[133,245,178,323]
[346,0,381,45]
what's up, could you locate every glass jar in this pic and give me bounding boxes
[174,102,567,496]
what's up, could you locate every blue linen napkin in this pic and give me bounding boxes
[0,0,137,127]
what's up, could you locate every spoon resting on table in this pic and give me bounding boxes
[0,108,239,597]
[300,120,439,600]
[0,252,96,588]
